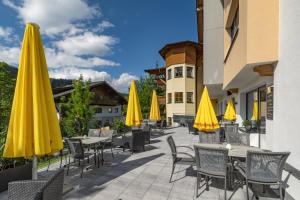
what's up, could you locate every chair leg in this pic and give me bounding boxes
[195,172,200,198]
[47,157,51,171]
[205,176,209,191]
[67,157,71,175]
[60,155,63,168]
[224,178,227,200]
[111,143,114,159]
[279,184,284,200]
[246,180,250,200]
[169,163,175,183]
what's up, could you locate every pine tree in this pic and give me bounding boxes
[61,75,95,137]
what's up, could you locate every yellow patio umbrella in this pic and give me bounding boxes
[125,80,143,127]
[224,98,236,121]
[252,100,259,121]
[3,23,63,179]
[149,90,161,121]
[194,86,220,132]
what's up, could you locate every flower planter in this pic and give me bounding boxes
[0,162,32,192]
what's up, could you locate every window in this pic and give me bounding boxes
[175,92,183,103]
[95,107,102,113]
[167,69,172,80]
[230,10,239,42]
[246,86,267,133]
[115,107,119,113]
[174,67,183,78]
[186,92,193,103]
[108,108,112,113]
[168,93,172,104]
[186,67,193,78]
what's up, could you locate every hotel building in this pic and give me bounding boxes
[200,0,300,198]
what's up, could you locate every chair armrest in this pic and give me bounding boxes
[234,160,246,178]
[176,146,194,151]
[8,180,47,200]
[176,152,195,160]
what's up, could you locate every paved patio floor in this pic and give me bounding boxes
[0,127,287,200]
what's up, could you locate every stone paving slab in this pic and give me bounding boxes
[0,127,290,200]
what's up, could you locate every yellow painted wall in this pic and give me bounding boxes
[223,0,278,89]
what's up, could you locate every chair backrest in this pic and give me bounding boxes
[224,123,239,134]
[166,136,177,161]
[88,129,101,137]
[66,139,84,159]
[100,129,114,138]
[161,120,167,128]
[194,145,228,177]
[198,131,220,144]
[187,121,195,132]
[42,169,64,200]
[246,151,290,183]
[132,129,145,146]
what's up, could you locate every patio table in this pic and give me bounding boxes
[194,143,265,190]
[194,143,263,158]
[71,136,110,167]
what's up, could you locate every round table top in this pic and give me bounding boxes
[194,143,264,158]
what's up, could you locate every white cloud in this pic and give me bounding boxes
[94,20,114,32]
[0,46,20,66]
[3,0,99,35]
[49,67,111,81]
[49,67,138,92]
[45,48,120,68]
[0,26,12,38]
[54,32,118,56]
[111,73,139,93]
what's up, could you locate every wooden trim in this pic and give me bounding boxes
[253,64,274,76]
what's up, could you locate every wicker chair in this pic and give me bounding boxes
[198,131,220,144]
[8,169,64,200]
[187,121,196,134]
[65,138,96,178]
[225,124,249,146]
[166,136,195,183]
[100,129,115,159]
[194,145,230,199]
[47,141,69,171]
[142,125,151,144]
[235,151,290,200]
[131,129,145,153]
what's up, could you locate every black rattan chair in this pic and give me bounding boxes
[142,125,151,144]
[194,145,230,199]
[198,131,220,144]
[225,124,249,146]
[65,138,96,178]
[166,136,195,183]
[235,151,290,200]
[8,169,64,200]
[100,129,115,159]
[131,129,145,153]
[187,121,196,134]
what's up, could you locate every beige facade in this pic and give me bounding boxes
[159,41,201,124]
[223,0,278,89]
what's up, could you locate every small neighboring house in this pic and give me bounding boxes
[53,81,127,127]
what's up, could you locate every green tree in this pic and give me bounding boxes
[136,75,164,118]
[0,62,16,155]
[61,75,95,137]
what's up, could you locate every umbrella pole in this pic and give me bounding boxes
[32,155,38,180]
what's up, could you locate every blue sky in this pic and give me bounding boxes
[0,0,197,92]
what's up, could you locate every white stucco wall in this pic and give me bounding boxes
[272,0,300,198]
[203,0,224,85]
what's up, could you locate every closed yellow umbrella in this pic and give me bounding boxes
[224,98,236,121]
[194,86,220,132]
[252,100,258,121]
[149,90,161,121]
[125,80,143,127]
[3,23,63,179]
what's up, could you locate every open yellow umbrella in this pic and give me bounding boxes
[224,98,236,121]
[3,23,63,179]
[194,86,220,132]
[252,100,258,121]
[125,80,143,127]
[149,90,161,121]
